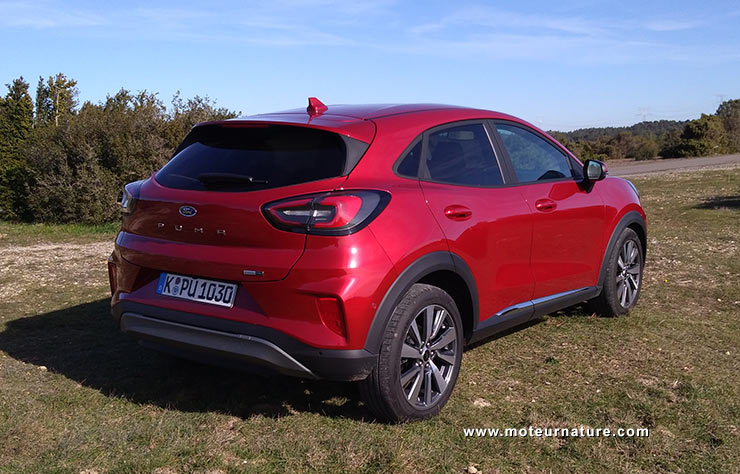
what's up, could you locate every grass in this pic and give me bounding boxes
[0,221,119,246]
[1,169,739,473]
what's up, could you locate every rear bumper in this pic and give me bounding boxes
[112,301,376,381]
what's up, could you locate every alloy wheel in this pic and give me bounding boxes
[616,239,641,308]
[399,304,458,408]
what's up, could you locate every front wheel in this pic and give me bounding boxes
[587,227,644,316]
[359,283,463,422]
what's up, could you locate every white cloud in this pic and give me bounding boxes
[643,20,702,32]
[400,5,737,65]
[0,1,105,28]
[409,6,609,38]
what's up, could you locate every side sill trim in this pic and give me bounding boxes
[495,301,534,318]
[532,286,599,316]
[468,286,599,344]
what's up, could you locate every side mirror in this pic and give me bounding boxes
[584,159,607,181]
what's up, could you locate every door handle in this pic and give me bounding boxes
[444,205,472,221]
[535,199,557,212]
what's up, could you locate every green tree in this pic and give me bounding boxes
[164,91,237,149]
[0,77,34,218]
[0,77,33,150]
[94,89,170,180]
[22,86,237,223]
[4,72,241,223]
[25,90,170,223]
[34,76,52,126]
[609,132,658,160]
[716,99,740,152]
[675,114,729,157]
[35,73,78,127]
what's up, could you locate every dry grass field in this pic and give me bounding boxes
[1,168,738,473]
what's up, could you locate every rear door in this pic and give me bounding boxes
[491,121,606,299]
[119,123,369,283]
[416,121,534,322]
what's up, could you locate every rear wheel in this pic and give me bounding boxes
[359,283,463,422]
[587,227,644,316]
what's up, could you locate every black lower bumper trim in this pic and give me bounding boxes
[112,301,376,381]
[121,313,318,379]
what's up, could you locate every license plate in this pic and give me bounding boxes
[156,273,237,308]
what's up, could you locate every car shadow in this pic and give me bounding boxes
[463,319,542,351]
[463,303,594,351]
[548,304,593,318]
[694,194,740,210]
[0,299,372,421]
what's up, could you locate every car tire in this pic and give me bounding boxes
[359,283,464,422]
[587,227,644,317]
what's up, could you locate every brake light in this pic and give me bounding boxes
[262,190,390,236]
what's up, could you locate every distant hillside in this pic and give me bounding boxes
[552,120,688,141]
[545,110,738,162]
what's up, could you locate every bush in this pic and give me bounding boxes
[672,114,729,158]
[0,75,238,223]
[717,99,740,153]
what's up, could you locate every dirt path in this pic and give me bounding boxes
[609,154,740,177]
[0,242,113,302]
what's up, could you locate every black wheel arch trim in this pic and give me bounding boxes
[597,210,647,290]
[363,251,479,354]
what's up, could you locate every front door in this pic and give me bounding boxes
[493,122,606,299]
[418,121,534,323]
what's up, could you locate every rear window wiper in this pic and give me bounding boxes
[197,173,269,186]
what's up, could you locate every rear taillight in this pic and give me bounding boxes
[119,188,136,214]
[262,190,390,236]
[118,180,144,215]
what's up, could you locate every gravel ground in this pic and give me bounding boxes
[0,242,113,302]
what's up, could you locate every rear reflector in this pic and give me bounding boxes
[316,296,346,338]
[108,258,118,295]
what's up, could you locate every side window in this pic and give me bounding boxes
[424,123,503,186]
[495,123,573,183]
[396,140,422,177]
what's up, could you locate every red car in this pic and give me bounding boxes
[109,99,646,421]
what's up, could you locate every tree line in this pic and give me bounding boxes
[0,73,236,223]
[550,101,740,162]
[1,72,739,223]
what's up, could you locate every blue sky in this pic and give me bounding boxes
[1,0,739,131]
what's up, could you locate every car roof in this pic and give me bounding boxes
[262,103,476,120]
[196,102,535,144]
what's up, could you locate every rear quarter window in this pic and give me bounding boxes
[396,140,422,178]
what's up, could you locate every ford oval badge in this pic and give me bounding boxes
[179,205,197,217]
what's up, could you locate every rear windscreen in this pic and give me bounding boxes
[156,124,365,192]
